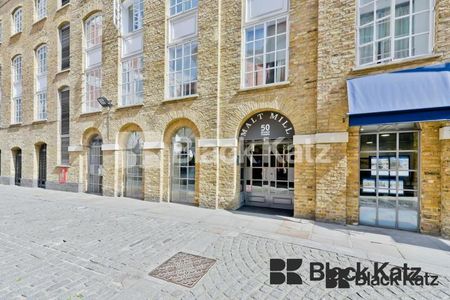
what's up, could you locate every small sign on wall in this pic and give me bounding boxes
[59,167,68,184]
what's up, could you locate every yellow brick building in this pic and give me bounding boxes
[0,0,448,237]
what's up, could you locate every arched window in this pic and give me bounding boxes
[12,7,23,34]
[12,55,22,124]
[171,127,196,204]
[36,45,48,120]
[125,131,143,199]
[84,14,102,112]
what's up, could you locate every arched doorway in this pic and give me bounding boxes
[239,111,295,210]
[87,135,103,195]
[171,127,196,204]
[38,144,47,188]
[124,131,144,199]
[14,149,22,186]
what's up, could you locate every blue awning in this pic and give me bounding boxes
[347,63,450,126]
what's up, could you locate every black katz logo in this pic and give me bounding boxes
[270,259,303,285]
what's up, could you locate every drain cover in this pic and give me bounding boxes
[149,252,216,288]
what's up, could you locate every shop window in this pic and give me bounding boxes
[358,0,433,66]
[359,125,419,231]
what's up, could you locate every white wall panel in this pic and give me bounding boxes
[246,0,288,22]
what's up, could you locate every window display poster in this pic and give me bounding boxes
[362,179,376,193]
[390,180,404,195]
[389,156,410,177]
[371,157,389,176]
[378,179,390,191]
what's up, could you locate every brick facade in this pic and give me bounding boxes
[0,0,448,237]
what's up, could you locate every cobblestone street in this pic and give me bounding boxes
[0,186,449,300]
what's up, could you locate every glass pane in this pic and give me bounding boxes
[378,197,396,228]
[398,193,419,230]
[395,0,410,17]
[412,33,429,56]
[413,0,429,12]
[379,133,396,150]
[360,3,374,26]
[360,25,374,44]
[360,134,377,151]
[399,132,418,150]
[360,197,377,226]
[413,12,429,34]
[360,153,376,170]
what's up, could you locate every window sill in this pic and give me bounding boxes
[238,81,291,93]
[32,17,47,26]
[32,120,48,125]
[56,3,71,13]
[56,164,71,168]
[9,123,22,128]
[10,32,22,39]
[163,94,199,103]
[116,103,144,110]
[56,69,70,76]
[80,111,102,117]
[351,53,443,74]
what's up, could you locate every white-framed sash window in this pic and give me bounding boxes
[166,0,198,99]
[242,0,289,88]
[357,0,434,66]
[121,55,144,106]
[36,45,48,120]
[12,7,23,34]
[36,0,47,21]
[12,55,22,124]
[84,15,102,113]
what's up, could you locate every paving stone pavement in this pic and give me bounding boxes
[0,186,449,300]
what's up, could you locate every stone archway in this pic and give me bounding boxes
[239,111,295,211]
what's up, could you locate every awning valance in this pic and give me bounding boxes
[347,63,450,126]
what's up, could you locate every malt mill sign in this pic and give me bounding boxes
[239,111,295,140]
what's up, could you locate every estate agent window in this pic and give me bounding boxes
[243,0,289,88]
[84,14,103,112]
[358,0,433,66]
[359,124,419,231]
[167,0,198,99]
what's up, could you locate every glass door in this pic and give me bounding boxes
[14,149,22,186]
[88,136,103,195]
[38,144,47,188]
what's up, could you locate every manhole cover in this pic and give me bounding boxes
[149,252,216,288]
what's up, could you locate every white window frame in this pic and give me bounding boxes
[35,0,47,21]
[241,13,290,89]
[12,7,23,35]
[166,1,198,99]
[169,0,198,17]
[121,0,144,35]
[35,45,48,120]
[12,55,22,124]
[84,14,102,113]
[356,0,435,67]
[121,54,144,106]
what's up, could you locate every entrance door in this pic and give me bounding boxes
[38,144,47,188]
[87,136,103,195]
[171,127,195,204]
[14,149,22,186]
[243,140,294,210]
[125,132,144,199]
